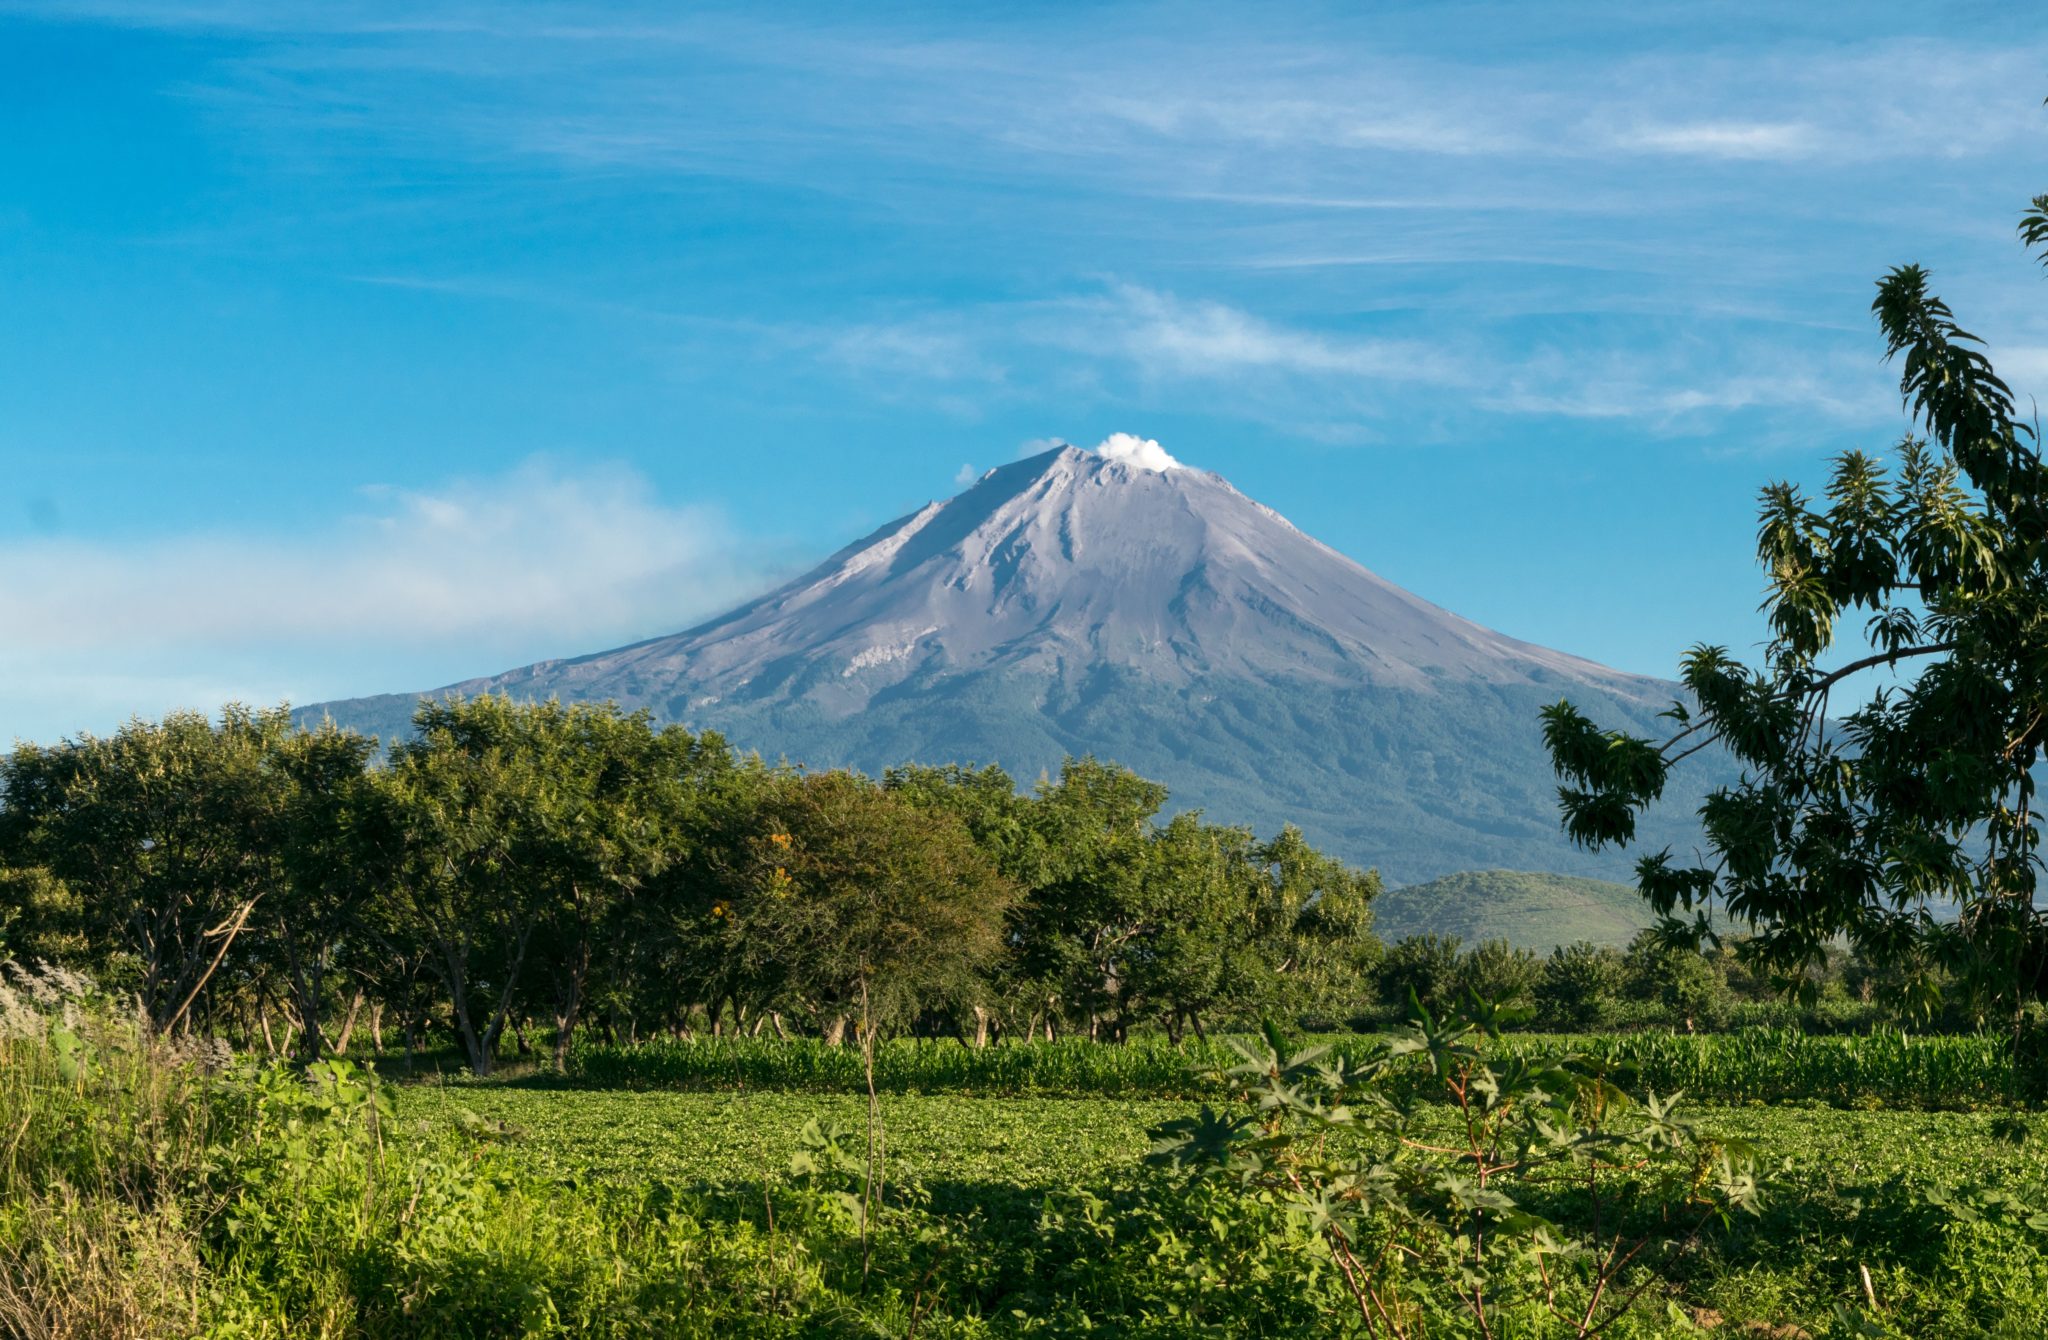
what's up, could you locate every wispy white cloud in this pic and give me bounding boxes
[0,460,776,740]
[0,458,757,654]
[781,281,1901,439]
[1063,285,1449,383]
[1611,121,1818,160]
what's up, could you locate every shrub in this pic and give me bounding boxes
[1147,1006,1765,1337]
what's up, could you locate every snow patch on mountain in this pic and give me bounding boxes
[844,626,940,676]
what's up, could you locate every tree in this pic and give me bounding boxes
[1544,173,2048,1022]
[1623,930,1731,1031]
[375,695,560,1076]
[268,722,385,1059]
[1459,938,1540,1008]
[729,771,1016,1039]
[0,706,298,1030]
[1010,758,1171,1041]
[520,707,731,1070]
[884,763,1054,1043]
[1535,941,1627,1029]
[1378,933,1462,1015]
[1252,823,1384,1027]
[1122,813,1258,1042]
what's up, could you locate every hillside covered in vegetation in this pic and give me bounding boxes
[1375,869,1654,952]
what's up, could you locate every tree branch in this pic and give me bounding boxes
[1802,642,1956,697]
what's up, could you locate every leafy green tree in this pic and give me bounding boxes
[884,763,1055,1043]
[1544,176,2048,1022]
[1253,823,1384,1027]
[1378,933,1462,1015]
[622,752,780,1039]
[1123,813,1260,1042]
[1459,938,1540,1008]
[0,706,298,1030]
[375,696,563,1076]
[522,707,733,1070]
[1624,931,1731,1030]
[728,771,1016,1040]
[1536,941,1628,1030]
[267,723,385,1059]
[0,865,83,966]
[1010,758,1171,1040]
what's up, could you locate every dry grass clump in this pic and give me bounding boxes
[0,962,219,1339]
[0,1190,200,1340]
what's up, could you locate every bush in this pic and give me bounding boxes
[1147,1008,1765,1337]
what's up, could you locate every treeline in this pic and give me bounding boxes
[1378,931,1923,1035]
[0,698,1382,1074]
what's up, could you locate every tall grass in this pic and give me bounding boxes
[566,1027,2025,1108]
[0,963,975,1335]
[0,963,216,1337]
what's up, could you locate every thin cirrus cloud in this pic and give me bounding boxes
[802,283,1896,438]
[1611,121,1818,160]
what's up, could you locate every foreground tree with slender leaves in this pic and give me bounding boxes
[1544,182,2048,1022]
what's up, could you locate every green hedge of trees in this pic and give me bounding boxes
[0,697,1383,1073]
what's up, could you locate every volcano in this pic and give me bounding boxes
[310,443,1706,883]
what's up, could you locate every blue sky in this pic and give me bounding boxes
[4,1,2046,744]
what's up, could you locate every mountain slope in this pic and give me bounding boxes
[308,444,1714,883]
[1373,870,1654,954]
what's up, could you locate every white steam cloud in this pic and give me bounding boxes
[1093,432,1181,472]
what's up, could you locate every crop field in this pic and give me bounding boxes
[9,975,2048,1337]
[565,1028,2026,1109]
[396,1081,2048,1337]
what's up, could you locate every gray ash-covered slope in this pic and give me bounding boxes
[312,445,1710,883]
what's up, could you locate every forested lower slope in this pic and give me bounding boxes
[1374,869,1655,951]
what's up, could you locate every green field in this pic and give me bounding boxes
[13,990,2048,1337]
[563,1028,2025,1109]
[394,1083,2048,1337]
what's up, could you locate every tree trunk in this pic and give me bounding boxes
[552,936,592,1073]
[369,1002,384,1055]
[443,941,492,1077]
[476,923,536,1073]
[972,1005,990,1049]
[258,1006,277,1058]
[330,989,367,1057]
[824,1014,848,1047]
